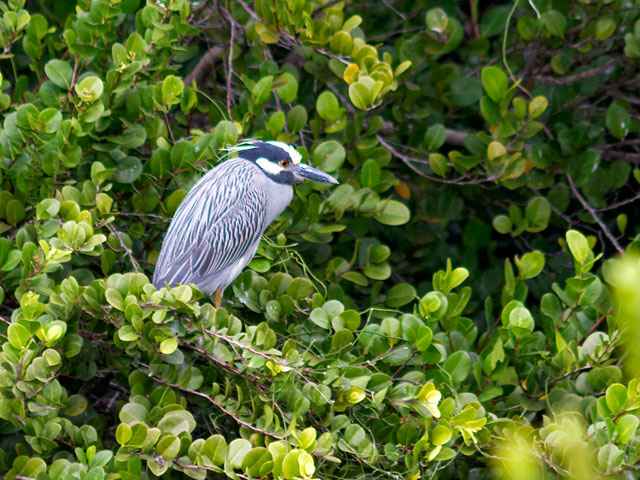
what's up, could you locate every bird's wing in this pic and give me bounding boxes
[153,160,268,289]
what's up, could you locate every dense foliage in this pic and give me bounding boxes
[1,0,640,478]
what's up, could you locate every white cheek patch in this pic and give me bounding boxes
[267,140,302,164]
[256,157,284,175]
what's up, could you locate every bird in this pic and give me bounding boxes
[153,139,339,307]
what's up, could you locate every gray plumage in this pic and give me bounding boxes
[153,140,338,299]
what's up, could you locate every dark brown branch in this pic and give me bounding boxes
[531,57,626,85]
[184,46,224,86]
[445,128,468,146]
[596,191,640,211]
[548,365,593,386]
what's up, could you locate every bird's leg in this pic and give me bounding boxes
[214,290,222,308]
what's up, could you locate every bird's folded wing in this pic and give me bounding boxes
[153,160,267,288]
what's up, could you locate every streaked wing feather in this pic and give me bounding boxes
[153,160,267,289]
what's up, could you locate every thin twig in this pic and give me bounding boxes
[226,13,236,120]
[111,211,166,220]
[595,191,640,212]
[179,340,264,385]
[202,326,333,405]
[107,223,141,272]
[377,135,497,185]
[567,174,624,254]
[235,0,260,21]
[548,365,593,386]
[145,371,285,439]
[532,57,626,85]
[174,459,252,479]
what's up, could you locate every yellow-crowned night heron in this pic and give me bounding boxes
[153,140,338,306]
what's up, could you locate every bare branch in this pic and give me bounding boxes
[531,56,626,85]
[596,191,640,211]
[184,46,224,86]
[107,223,141,272]
[567,174,624,254]
[144,371,285,439]
[377,135,497,185]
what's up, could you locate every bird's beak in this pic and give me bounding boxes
[292,163,339,184]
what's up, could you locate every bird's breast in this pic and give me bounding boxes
[264,182,293,225]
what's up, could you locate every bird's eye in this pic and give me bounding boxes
[279,159,290,167]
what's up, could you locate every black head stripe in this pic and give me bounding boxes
[237,141,292,164]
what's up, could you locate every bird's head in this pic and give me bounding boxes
[225,140,339,185]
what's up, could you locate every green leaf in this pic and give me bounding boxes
[449,77,482,106]
[528,96,548,119]
[157,410,196,436]
[605,383,627,414]
[286,278,314,300]
[316,91,343,121]
[195,437,224,468]
[37,108,62,133]
[330,31,353,56]
[443,351,470,384]
[479,6,511,38]
[431,424,452,445]
[282,449,301,479]
[426,8,448,33]
[228,438,252,469]
[159,338,178,354]
[566,229,589,264]
[541,293,562,323]
[595,16,616,40]
[374,200,411,226]
[606,102,630,140]
[508,305,534,336]
[616,414,639,444]
[6,199,26,226]
[275,72,298,103]
[161,75,184,105]
[8,323,30,349]
[252,76,273,105]
[447,267,469,291]
[542,10,567,37]
[492,215,512,234]
[341,271,369,286]
[242,447,273,477]
[516,250,545,280]
[525,196,550,230]
[415,325,432,351]
[385,283,417,307]
[156,434,180,459]
[424,124,446,151]
[287,105,307,133]
[116,423,132,446]
[45,59,73,89]
[487,141,507,161]
[36,198,60,219]
[481,66,508,103]
[107,124,147,149]
[361,159,381,188]
[429,153,448,177]
[313,140,345,172]
[349,82,371,110]
[115,156,143,184]
[75,76,104,103]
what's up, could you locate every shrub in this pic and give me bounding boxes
[1,0,640,478]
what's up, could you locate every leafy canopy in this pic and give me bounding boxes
[1,0,640,479]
